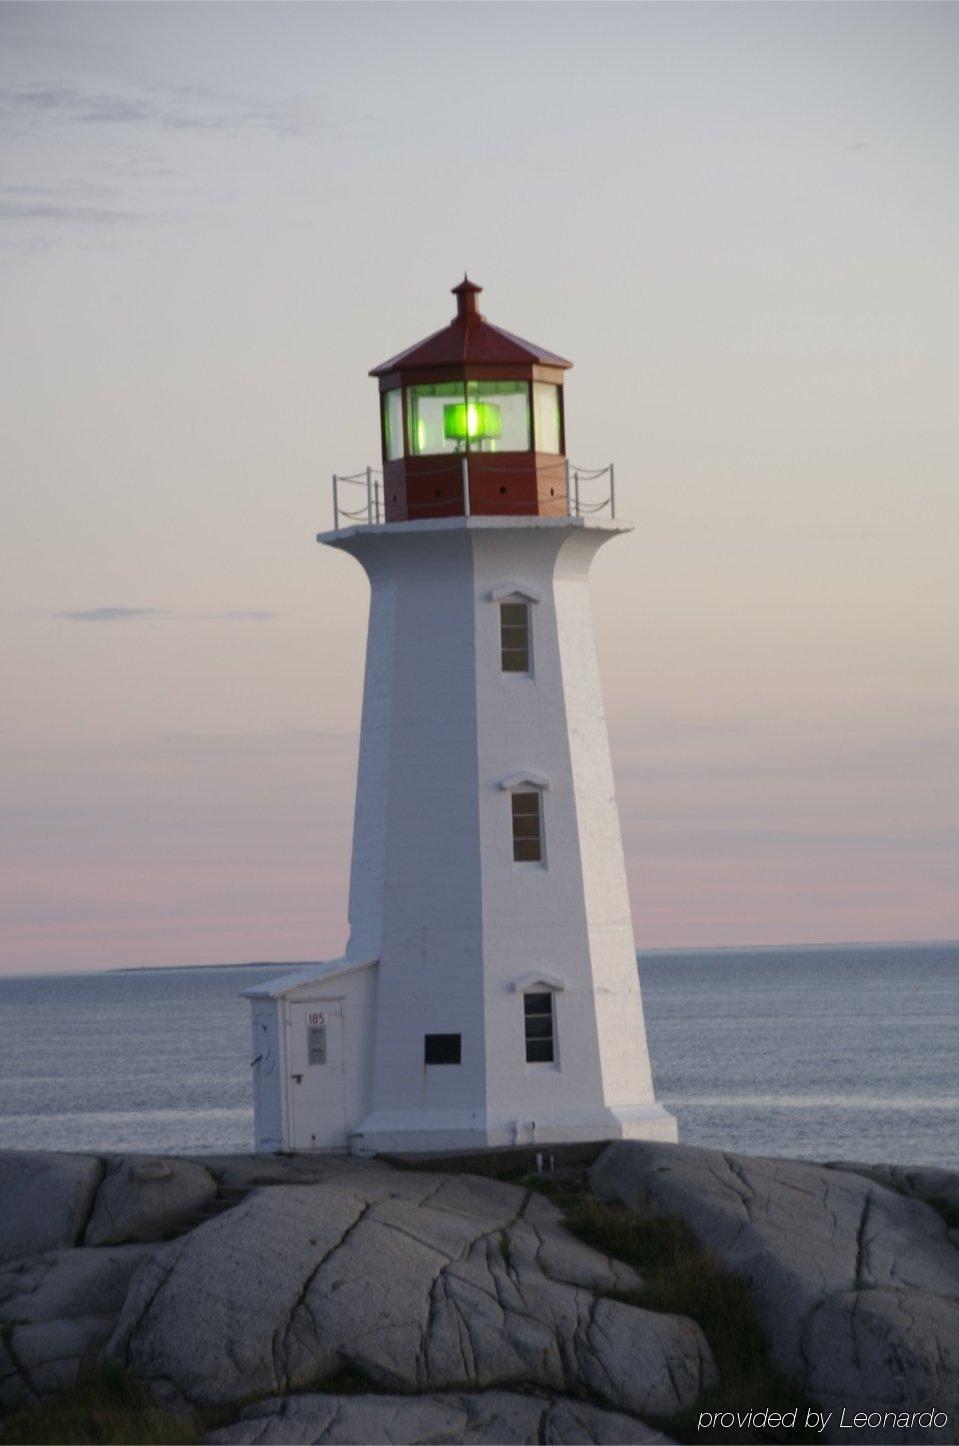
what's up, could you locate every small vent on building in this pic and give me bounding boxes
[424,1033,462,1065]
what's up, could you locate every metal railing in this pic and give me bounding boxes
[330,466,385,526]
[328,457,615,531]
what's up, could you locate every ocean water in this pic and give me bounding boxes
[0,943,956,1169]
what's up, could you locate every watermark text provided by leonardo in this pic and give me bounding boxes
[697,1407,950,1435]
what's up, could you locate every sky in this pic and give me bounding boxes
[2,2,957,974]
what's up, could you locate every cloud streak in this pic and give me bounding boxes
[0,199,149,225]
[55,607,277,623]
[0,81,328,140]
[0,180,154,231]
[62,607,164,623]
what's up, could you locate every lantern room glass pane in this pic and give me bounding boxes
[407,382,466,456]
[533,382,562,454]
[466,380,530,453]
[383,389,404,461]
[407,380,532,456]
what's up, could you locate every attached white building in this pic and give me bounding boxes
[246,279,677,1155]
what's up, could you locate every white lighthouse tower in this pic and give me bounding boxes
[245,279,676,1155]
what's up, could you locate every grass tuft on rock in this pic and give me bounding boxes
[559,1196,818,1446]
[0,1364,199,1446]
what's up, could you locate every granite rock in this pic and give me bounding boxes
[84,1157,217,1246]
[205,1389,675,1444]
[109,1165,716,1417]
[590,1142,959,1439]
[0,1153,103,1265]
[0,1244,154,1410]
[827,1162,959,1225]
[199,1153,393,1192]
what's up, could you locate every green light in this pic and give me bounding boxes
[443,401,502,442]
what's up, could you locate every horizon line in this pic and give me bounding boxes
[2,935,957,982]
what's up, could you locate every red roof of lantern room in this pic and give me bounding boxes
[369,277,572,377]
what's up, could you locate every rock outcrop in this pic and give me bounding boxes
[108,1167,716,1419]
[83,1157,217,1247]
[590,1142,959,1440]
[0,1244,154,1410]
[206,1389,674,1444]
[0,1153,103,1263]
[1,1144,957,1445]
[828,1161,959,1237]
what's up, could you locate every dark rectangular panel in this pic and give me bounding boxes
[424,1033,462,1065]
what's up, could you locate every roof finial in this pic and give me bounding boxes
[452,275,483,322]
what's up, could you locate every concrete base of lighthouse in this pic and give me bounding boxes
[244,955,678,1156]
[349,1104,677,1157]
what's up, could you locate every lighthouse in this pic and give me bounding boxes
[245,279,677,1155]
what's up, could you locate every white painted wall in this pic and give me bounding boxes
[323,517,676,1153]
[246,959,377,1152]
[250,1000,284,1151]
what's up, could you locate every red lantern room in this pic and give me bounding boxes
[370,278,572,523]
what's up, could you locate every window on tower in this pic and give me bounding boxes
[524,992,555,1063]
[500,601,531,673]
[511,790,543,863]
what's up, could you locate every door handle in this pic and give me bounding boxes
[291,1073,303,1083]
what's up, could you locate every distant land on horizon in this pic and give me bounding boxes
[97,938,959,975]
[1,939,952,982]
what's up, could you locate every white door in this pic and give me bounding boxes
[288,1001,347,1151]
